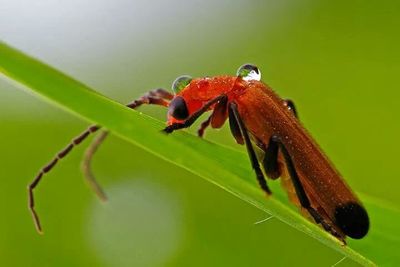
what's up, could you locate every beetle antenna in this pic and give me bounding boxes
[28,88,174,234]
[27,125,100,234]
[81,131,109,201]
[80,89,172,201]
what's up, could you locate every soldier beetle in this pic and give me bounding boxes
[28,64,369,242]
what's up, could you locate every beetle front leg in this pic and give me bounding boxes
[163,94,227,133]
[197,115,212,137]
[197,94,228,137]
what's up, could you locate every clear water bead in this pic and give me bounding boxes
[236,63,261,81]
[171,75,192,94]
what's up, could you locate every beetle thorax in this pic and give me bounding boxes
[180,75,237,101]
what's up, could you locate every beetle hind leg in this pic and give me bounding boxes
[270,135,345,242]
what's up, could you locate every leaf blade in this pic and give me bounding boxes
[1,41,389,266]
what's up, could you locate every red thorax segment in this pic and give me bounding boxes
[167,75,247,125]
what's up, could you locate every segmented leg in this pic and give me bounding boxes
[28,88,172,233]
[229,102,271,195]
[228,105,244,145]
[163,94,227,133]
[270,135,344,241]
[262,138,280,179]
[197,95,228,137]
[210,94,228,128]
[197,115,212,137]
[81,89,171,200]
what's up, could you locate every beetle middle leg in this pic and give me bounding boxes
[229,102,271,195]
[262,139,281,179]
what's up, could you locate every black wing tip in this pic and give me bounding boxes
[334,202,369,239]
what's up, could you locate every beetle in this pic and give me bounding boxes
[28,64,369,242]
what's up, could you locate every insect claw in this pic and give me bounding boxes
[161,127,173,134]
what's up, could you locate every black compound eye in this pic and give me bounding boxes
[236,63,261,81]
[168,96,189,120]
[172,75,192,94]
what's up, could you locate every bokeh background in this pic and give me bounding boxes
[1,1,400,266]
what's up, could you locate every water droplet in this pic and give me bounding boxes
[236,63,261,81]
[172,75,192,94]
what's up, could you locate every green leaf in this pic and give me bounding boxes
[1,41,397,266]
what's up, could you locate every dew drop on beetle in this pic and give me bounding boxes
[172,75,192,94]
[236,64,261,81]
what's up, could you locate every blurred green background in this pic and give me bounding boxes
[1,1,400,266]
